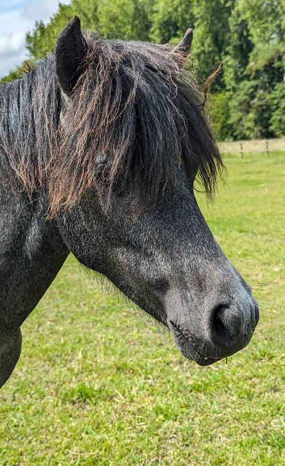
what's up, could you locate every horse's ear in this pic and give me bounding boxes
[55,16,88,95]
[173,29,193,57]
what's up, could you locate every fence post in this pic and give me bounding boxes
[240,142,243,158]
[266,140,269,155]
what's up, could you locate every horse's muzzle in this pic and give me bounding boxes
[168,295,259,365]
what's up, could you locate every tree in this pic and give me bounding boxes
[269,83,285,137]
[224,0,285,139]
[2,0,284,139]
[25,0,153,61]
[0,61,34,85]
[26,3,75,59]
[191,0,235,90]
[150,0,195,44]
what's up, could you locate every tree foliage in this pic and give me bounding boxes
[1,0,284,140]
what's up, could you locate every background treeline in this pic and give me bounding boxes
[2,0,285,141]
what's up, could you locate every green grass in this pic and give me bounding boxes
[0,152,284,466]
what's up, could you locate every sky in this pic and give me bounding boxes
[0,0,70,78]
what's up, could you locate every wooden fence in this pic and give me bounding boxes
[220,138,285,155]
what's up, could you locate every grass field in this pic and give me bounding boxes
[0,152,284,466]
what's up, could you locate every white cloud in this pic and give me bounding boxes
[0,32,26,58]
[23,0,68,22]
[0,0,71,78]
[0,1,30,14]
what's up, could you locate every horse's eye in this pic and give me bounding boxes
[96,154,107,169]
[96,154,108,173]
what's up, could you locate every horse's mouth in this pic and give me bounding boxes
[169,321,222,366]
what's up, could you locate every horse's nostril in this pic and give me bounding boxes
[212,304,242,346]
[213,305,228,338]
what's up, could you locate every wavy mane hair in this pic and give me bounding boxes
[0,30,223,217]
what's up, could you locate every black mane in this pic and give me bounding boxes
[0,34,223,215]
[0,56,60,193]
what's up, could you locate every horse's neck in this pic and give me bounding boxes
[0,184,69,331]
[0,71,70,331]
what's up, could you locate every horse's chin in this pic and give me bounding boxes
[168,321,222,366]
[176,340,222,366]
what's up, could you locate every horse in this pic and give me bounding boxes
[0,17,259,388]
